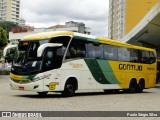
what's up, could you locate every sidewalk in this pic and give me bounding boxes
[155,83,160,88]
[0,70,10,75]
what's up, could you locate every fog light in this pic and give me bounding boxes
[34,85,39,89]
[10,84,12,88]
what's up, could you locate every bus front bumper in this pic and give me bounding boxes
[10,80,44,92]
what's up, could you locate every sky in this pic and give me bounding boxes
[21,0,109,37]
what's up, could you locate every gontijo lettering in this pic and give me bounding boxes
[119,64,142,71]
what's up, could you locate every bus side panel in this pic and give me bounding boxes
[146,63,156,88]
[108,61,156,89]
[43,70,63,92]
[60,59,121,91]
[148,73,156,88]
[60,59,90,91]
[107,61,129,89]
[84,59,121,90]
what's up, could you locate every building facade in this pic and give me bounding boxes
[9,21,91,42]
[108,0,158,40]
[0,0,20,23]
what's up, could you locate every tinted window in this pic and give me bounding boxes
[43,47,62,71]
[50,36,70,47]
[149,52,156,64]
[66,39,86,59]
[129,49,139,62]
[87,43,103,59]
[118,47,130,61]
[50,36,71,59]
[104,45,118,60]
[141,51,150,63]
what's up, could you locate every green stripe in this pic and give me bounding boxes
[26,74,37,80]
[97,60,120,84]
[84,59,120,84]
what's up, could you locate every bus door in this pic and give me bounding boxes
[42,47,63,91]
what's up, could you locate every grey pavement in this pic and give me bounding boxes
[0,75,160,120]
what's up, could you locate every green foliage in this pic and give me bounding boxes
[0,21,19,60]
[5,48,18,63]
[0,50,2,59]
[0,27,8,47]
[0,21,18,33]
[0,27,8,58]
[0,21,19,39]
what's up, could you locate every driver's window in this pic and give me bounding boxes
[28,42,39,60]
[43,48,56,71]
[46,51,53,66]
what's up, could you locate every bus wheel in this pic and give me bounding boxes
[128,80,137,93]
[62,81,75,97]
[137,80,145,93]
[37,92,48,96]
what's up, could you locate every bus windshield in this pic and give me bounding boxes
[12,39,49,75]
[11,36,71,75]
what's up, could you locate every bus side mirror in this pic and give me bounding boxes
[37,43,62,57]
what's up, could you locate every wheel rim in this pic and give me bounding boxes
[139,82,144,91]
[130,81,136,93]
[66,84,74,94]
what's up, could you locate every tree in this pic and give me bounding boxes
[5,48,17,63]
[0,27,8,59]
[0,21,19,38]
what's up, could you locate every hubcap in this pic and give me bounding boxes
[67,84,74,93]
[139,82,144,90]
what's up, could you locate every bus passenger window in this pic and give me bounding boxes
[87,43,103,59]
[118,47,130,62]
[66,39,86,59]
[149,52,156,64]
[130,49,138,62]
[141,51,150,63]
[70,47,77,58]
[104,45,118,60]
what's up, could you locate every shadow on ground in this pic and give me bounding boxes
[13,90,152,99]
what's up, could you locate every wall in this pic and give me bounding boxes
[125,0,158,34]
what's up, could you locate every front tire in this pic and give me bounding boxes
[62,81,75,97]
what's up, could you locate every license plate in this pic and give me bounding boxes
[19,87,24,90]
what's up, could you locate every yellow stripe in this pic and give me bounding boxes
[10,73,24,80]
[96,37,156,52]
[22,31,74,40]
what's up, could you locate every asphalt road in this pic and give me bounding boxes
[0,75,160,120]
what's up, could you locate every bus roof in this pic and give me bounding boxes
[22,31,155,52]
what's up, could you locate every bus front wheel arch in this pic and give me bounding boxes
[62,78,78,97]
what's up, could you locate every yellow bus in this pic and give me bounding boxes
[4,31,157,96]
